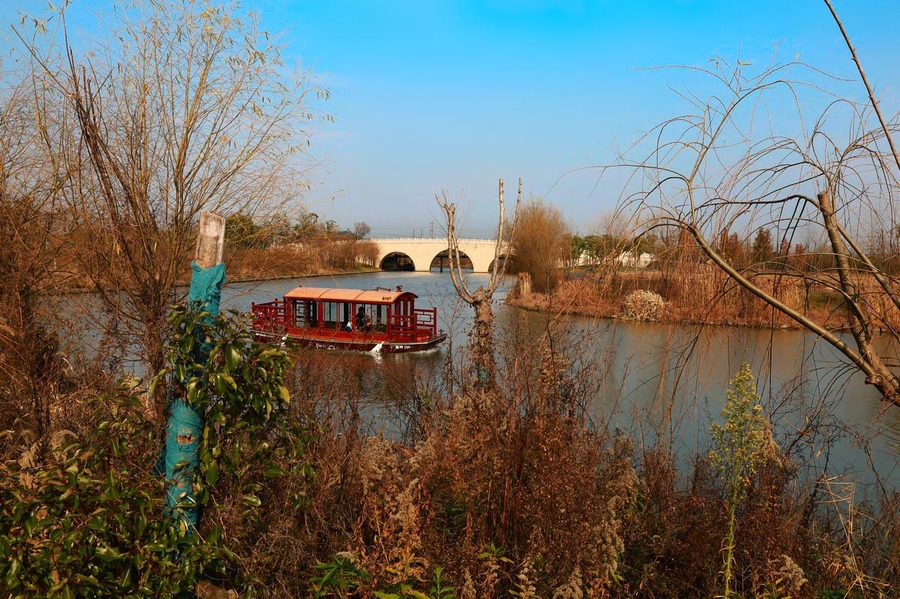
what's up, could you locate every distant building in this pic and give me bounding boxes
[616,251,654,268]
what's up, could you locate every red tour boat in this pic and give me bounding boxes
[251,285,447,353]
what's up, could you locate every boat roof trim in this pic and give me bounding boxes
[282,286,417,304]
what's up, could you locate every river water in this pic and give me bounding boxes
[218,270,899,491]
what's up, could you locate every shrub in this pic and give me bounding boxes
[620,289,666,321]
[0,306,313,596]
[710,363,776,598]
[0,388,230,596]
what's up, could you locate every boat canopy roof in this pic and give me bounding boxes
[283,286,417,305]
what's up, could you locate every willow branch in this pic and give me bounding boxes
[824,0,900,175]
[684,222,877,382]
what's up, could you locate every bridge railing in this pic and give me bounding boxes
[369,237,501,244]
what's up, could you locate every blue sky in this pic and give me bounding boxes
[3,1,900,237]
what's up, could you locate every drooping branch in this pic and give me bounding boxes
[824,0,900,176]
[623,56,900,407]
[670,176,900,405]
[835,219,900,315]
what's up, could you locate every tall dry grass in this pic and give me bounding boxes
[515,259,900,333]
[201,323,900,597]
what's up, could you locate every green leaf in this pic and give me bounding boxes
[242,494,261,507]
[278,385,291,403]
[186,378,200,403]
[7,557,20,583]
[205,461,219,486]
[174,363,187,384]
[213,373,226,395]
[226,345,241,371]
[74,573,101,586]
[263,464,285,478]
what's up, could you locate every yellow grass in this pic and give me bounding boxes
[509,265,900,332]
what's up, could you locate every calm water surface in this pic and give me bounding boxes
[219,271,900,490]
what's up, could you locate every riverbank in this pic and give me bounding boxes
[506,266,892,331]
[45,246,380,296]
[8,271,899,597]
[222,246,380,282]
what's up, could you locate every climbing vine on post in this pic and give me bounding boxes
[154,305,297,525]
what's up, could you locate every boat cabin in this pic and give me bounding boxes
[251,285,445,353]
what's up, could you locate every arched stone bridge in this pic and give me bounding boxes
[370,238,509,273]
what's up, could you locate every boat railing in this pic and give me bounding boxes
[251,300,285,332]
[389,308,438,341]
[414,308,438,336]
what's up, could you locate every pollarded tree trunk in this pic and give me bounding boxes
[438,179,521,392]
[471,288,496,388]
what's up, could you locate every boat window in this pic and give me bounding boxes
[304,300,317,328]
[323,301,340,329]
[342,303,353,330]
[355,304,382,332]
[290,300,302,327]
[290,300,318,328]
[373,305,386,332]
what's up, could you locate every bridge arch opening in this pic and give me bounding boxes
[430,249,473,273]
[379,252,416,271]
[487,255,511,273]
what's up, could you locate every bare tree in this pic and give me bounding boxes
[20,1,324,418]
[437,178,521,390]
[0,65,72,454]
[353,221,371,240]
[623,56,900,405]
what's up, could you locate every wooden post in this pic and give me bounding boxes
[165,210,226,528]
[195,212,225,268]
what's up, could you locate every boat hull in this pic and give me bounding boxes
[252,329,447,354]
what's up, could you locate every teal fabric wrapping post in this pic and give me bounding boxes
[188,261,226,316]
[164,260,226,527]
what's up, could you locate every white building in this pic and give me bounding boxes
[616,251,654,268]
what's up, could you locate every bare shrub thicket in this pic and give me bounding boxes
[509,196,570,295]
[251,324,642,596]
[0,68,72,459]
[189,317,899,596]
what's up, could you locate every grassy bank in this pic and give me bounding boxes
[224,246,379,283]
